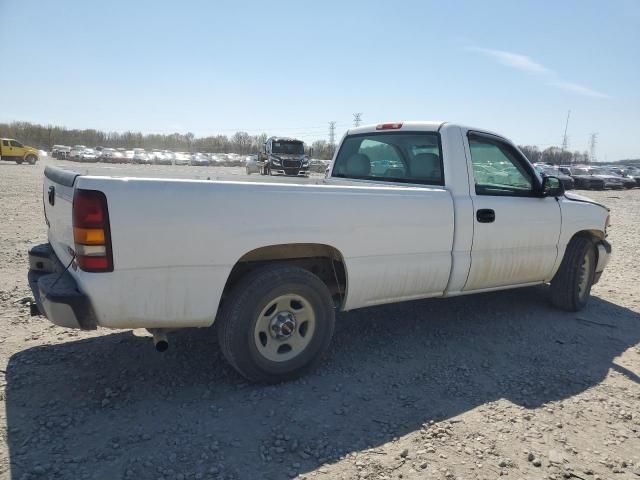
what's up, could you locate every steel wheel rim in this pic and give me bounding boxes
[578,251,592,299]
[253,294,316,363]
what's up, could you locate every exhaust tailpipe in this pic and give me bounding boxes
[149,329,169,352]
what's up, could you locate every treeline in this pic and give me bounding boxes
[519,145,590,165]
[0,121,337,159]
[3,121,629,164]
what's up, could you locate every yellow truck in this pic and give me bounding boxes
[0,138,39,164]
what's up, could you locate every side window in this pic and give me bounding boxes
[468,135,534,196]
[332,132,444,185]
[10,140,23,148]
[2,140,8,147]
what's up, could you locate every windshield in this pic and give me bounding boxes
[272,141,304,155]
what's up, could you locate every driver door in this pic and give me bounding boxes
[463,132,561,291]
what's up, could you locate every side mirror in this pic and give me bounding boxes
[542,176,564,197]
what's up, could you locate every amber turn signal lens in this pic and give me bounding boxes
[73,227,105,245]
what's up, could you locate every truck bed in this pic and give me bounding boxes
[42,166,455,329]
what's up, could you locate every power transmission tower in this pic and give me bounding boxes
[328,121,336,155]
[589,133,598,163]
[328,121,336,146]
[561,110,571,151]
[353,113,362,127]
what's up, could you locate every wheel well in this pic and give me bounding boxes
[220,244,347,309]
[573,229,605,242]
[570,230,605,263]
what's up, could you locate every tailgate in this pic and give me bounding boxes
[43,166,80,267]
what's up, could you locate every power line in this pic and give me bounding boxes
[353,113,362,128]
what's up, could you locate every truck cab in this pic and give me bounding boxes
[0,138,39,164]
[258,136,310,176]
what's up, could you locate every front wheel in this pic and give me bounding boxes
[26,155,37,165]
[550,236,596,311]
[217,265,335,383]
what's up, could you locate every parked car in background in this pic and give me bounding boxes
[79,148,99,162]
[100,148,117,162]
[0,138,39,164]
[588,167,625,189]
[133,149,152,164]
[55,146,71,160]
[51,145,67,159]
[562,167,606,190]
[191,153,210,166]
[124,150,135,163]
[602,168,637,189]
[623,167,640,186]
[534,164,575,190]
[155,151,173,165]
[245,155,260,174]
[173,152,191,165]
[68,145,86,160]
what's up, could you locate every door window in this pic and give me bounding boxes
[2,140,8,146]
[468,134,535,196]
[9,140,23,148]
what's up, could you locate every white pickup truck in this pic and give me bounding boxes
[29,121,611,383]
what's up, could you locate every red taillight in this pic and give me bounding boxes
[376,122,403,130]
[73,189,113,272]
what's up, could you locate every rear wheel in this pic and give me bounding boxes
[16,158,23,165]
[217,265,335,383]
[550,236,596,311]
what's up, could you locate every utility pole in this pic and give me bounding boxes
[328,121,336,155]
[561,110,571,151]
[353,113,362,127]
[589,133,598,163]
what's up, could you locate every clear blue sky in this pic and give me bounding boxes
[1,0,638,160]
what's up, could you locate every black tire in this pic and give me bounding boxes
[26,155,37,165]
[16,158,23,165]
[217,265,335,383]
[550,236,596,311]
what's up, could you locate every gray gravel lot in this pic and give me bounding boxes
[0,158,639,480]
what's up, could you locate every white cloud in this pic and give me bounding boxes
[467,47,553,75]
[549,81,610,99]
[467,46,609,99]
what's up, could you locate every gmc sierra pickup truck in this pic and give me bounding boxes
[29,121,611,383]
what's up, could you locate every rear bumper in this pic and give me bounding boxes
[28,243,97,330]
[593,239,612,284]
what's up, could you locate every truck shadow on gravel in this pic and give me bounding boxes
[5,286,640,480]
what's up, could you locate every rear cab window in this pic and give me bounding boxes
[332,132,444,186]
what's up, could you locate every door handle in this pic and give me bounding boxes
[476,209,495,223]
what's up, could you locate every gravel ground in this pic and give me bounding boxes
[0,158,639,480]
